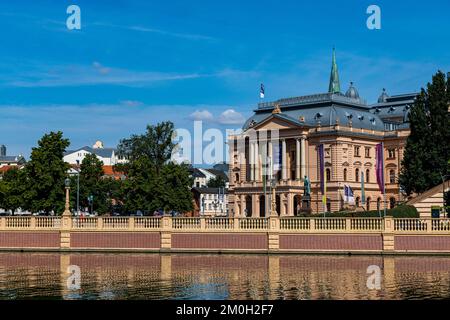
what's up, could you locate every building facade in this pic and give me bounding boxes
[228,51,415,217]
[63,141,126,166]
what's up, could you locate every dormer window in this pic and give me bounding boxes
[357,115,364,121]
[388,106,396,113]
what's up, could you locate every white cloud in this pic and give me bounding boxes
[217,109,245,124]
[3,61,255,88]
[188,110,214,121]
[120,100,143,107]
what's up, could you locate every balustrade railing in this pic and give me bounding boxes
[314,218,346,230]
[205,217,234,230]
[239,218,268,230]
[35,217,61,229]
[0,216,449,234]
[134,217,161,229]
[172,217,201,229]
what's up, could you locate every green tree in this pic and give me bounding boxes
[77,154,110,215]
[116,121,193,214]
[0,168,27,214]
[400,71,450,195]
[206,175,226,188]
[24,131,70,214]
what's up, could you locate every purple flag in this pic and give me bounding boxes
[375,143,385,194]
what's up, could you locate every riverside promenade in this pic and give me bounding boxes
[0,215,450,254]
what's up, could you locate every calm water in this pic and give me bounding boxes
[0,252,449,300]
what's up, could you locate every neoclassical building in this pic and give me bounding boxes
[228,51,416,216]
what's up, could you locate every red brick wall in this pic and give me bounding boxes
[70,232,160,249]
[0,232,60,248]
[395,235,450,251]
[279,234,383,251]
[171,233,267,250]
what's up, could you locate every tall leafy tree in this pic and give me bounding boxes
[0,168,27,214]
[77,154,109,214]
[116,121,192,214]
[24,131,70,214]
[400,71,450,195]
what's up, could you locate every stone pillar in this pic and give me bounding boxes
[280,193,286,216]
[295,138,301,180]
[252,194,259,217]
[281,139,287,181]
[254,142,260,182]
[250,142,254,181]
[268,141,273,181]
[287,193,294,216]
[240,195,246,217]
[300,136,306,179]
[161,215,172,252]
[382,216,394,252]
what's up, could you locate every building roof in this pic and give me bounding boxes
[242,50,416,134]
[64,146,116,158]
[243,94,387,132]
[189,168,206,178]
[204,169,229,181]
[0,155,25,163]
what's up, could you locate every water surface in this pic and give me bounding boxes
[0,252,449,300]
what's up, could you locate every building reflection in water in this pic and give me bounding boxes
[0,252,449,299]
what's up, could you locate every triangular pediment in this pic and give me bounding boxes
[251,114,304,131]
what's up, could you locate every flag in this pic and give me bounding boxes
[260,83,265,99]
[344,185,349,203]
[375,143,385,194]
[361,171,365,205]
[318,144,326,204]
[348,185,355,205]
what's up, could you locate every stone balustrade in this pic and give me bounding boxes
[0,216,450,254]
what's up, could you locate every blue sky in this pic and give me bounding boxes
[0,0,449,161]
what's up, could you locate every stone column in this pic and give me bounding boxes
[268,141,273,181]
[280,193,286,216]
[300,136,306,179]
[240,195,246,217]
[295,138,301,180]
[254,141,260,182]
[250,142,254,181]
[281,139,287,181]
[287,193,294,216]
[252,194,260,217]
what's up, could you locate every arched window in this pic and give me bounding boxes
[366,197,371,211]
[235,173,239,183]
[389,170,396,183]
[365,169,370,183]
[326,168,331,182]
[355,168,360,182]
[343,168,347,181]
[356,196,360,207]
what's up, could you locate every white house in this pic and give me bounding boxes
[63,141,126,165]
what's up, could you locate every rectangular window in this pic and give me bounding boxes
[354,146,360,157]
[365,147,371,158]
[388,149,396,159]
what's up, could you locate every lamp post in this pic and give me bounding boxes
[63,177,71,217]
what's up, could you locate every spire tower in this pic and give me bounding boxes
[328,47,341,94]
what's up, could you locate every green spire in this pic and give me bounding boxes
[328,48,341,94]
